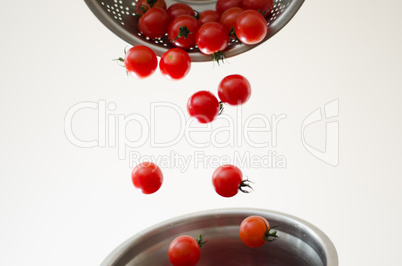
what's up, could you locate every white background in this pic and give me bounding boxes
[1,0,402,265]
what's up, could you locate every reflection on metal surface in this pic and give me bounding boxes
[101,208,338,266]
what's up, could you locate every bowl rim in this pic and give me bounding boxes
[101,208,338,266]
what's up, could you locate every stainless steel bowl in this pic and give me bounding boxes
[84,0,304,61]
[101,208,338,266]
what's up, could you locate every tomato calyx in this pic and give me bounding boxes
[193,10,200,20]
[230,26,239,41]
[210,51,226,65]
[196,234,207,248]
[238,178,253,193]
[114,48,129,75]
[174,26,192,41]
[146,0,158,7]
[134,5,149,16]
[264,224,280,242]
[218,102,224,115]
[114,57,125,64]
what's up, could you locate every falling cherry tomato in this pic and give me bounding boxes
[212,164,252,197]
[218,74,251,105]
[123,46,157,79]
[131,162,163,194]
[187,91,220,123]
[160,48,191,80]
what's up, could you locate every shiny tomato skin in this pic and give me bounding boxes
[212,165,243,197]
[168,235,201,266]
[124,46,157,79]
[195,22,229,55]
[159,48,191,80]
[167,3,195,22]
[218,74,251,105]
[235,10,268,45]
[198,10,220,25]
[135,0,167,15]
[187,91,220,123]
[168,15,199,50]
[242,0,274,18]
[215,0,243,15]
[131,162,163,194]
[239,216,271,247]
[138,7,169,39]
[219,7,244,34]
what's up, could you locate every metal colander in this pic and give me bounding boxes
[84,0,304,62]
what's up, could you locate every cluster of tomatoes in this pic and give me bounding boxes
[120,0,273,79]
[137,0,272,53]
[188,74,251,123]
[131,162,251,197]
[168,215,279,265]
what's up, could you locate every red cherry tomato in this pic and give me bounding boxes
[239,216,279,247]
[131,162,163,194]
[187,91,220,124]
[168,235,205,266]
[168,15,199,50]
[235,10,268,45]
[219,7,244,35]
[218,74,251,105]
[212,164,251,197]
[242,0,274,18]
[215,0,242,15]
[198,10,220,25]
[196,22,229,55]
[167,3,195,22]
[124,46,157,79]
[135,0,167,15]
[138,7,169,39]
[159,48,191,80]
